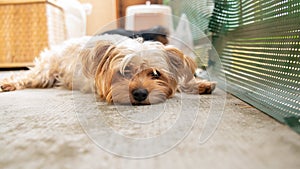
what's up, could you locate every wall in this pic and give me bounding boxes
[79,0,117,35]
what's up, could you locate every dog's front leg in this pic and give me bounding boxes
[179,77,216,94]
[165,46,216,95]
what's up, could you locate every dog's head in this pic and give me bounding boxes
[81,37,196,105]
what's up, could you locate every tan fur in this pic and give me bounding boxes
[0,35,216,105]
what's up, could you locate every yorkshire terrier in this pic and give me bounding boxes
[0,35,216,105]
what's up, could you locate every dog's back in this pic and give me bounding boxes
[100,26,169,45]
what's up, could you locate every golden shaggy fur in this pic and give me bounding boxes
[0,35,216,105]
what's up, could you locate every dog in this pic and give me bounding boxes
[100,26,169,45]
[0,35,216,105]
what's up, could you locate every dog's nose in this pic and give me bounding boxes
[132,88,148,102]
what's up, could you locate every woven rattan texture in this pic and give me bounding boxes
[0,2,66,65]
[209,0,300,133]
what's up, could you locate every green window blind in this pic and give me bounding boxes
[209,0,300,133]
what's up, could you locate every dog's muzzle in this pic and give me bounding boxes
[132,88,148,102]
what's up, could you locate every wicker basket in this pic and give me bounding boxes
[0,0,66,68]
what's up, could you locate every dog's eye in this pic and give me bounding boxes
[119,71,131,78]
[119,71,132,79]
[117,66,133,78]
[150,70,161,79]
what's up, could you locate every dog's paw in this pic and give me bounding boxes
[0,83,16,92]
[198,81,216,94]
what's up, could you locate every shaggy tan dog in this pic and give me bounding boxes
[0,35,215,105]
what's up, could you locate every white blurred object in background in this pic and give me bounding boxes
[57,0,92,39]
[125,1,173,34]
[169,13,195,58]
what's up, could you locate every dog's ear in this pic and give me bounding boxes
[165,46,197,80]
[165,46,216,95]
[81,41,115,78]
